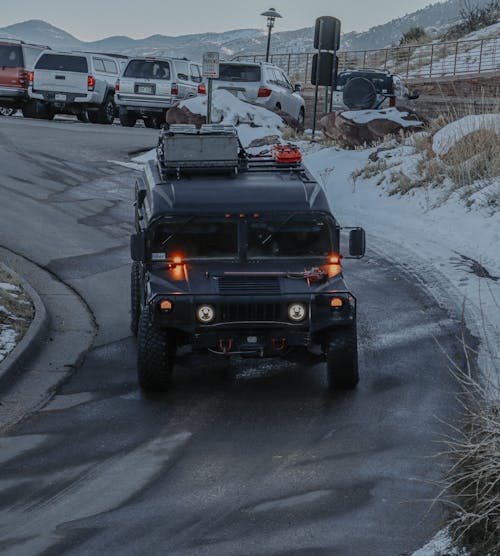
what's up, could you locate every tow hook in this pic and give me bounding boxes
[272,338,287,352]
[218,338,233,356]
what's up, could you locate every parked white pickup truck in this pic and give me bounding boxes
[28,51,121,124]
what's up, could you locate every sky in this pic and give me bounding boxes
[2,0,439,40]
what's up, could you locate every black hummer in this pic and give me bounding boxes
[131,125,365,391]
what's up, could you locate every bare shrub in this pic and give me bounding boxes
[445,0,500,40]
[400,26,430,45]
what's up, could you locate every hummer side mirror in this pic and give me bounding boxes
[349,228,366,258]
[131,233,146,261]
[294,83,302,93]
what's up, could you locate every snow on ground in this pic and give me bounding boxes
[303,142,500,394]
[342,107,423,127]
[179,89,284,147]
[411,528,464,556]
[432,113,500,156]
[0,269,34,363]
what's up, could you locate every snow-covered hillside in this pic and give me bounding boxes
[1,0,497,60]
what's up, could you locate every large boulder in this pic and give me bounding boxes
[320,107,424,148]
[165,106,206,127]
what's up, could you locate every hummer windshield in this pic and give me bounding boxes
[150,213,334,261]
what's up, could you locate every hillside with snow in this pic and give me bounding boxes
[1,0,497,60]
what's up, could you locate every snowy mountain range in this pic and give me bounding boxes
[0,0,495,60]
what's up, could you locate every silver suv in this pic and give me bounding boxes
[115,57,202,128]
[330,69,419,111]
[200,61,305,126]
[28,51,120,123]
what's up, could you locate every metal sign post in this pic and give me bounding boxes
[202,52,220,125]
[312,20,323,140]
[311,16,341,139]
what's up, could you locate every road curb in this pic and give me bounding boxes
[0,246,96,431]
[0,262,49,387]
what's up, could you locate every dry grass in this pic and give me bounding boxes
[352,104,500,206]
[281,126,307,142]
[436,329,500,556]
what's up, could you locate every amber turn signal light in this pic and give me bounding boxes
[159,299,173,312]
[330,297,343,308]
[329,254,341,265]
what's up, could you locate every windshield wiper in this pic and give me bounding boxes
[161,216,195,246]
[261,213,297,245]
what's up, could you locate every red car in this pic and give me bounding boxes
[0,39,49,117]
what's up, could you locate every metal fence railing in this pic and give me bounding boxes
[233,35,500,84]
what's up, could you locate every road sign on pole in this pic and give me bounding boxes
[202,52,220,79]
[202,52,220,125]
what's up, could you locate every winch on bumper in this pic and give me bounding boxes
[147,292,356,356]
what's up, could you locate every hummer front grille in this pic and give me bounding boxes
[220,302,282,322]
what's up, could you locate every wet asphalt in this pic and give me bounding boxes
[0,116,468,555]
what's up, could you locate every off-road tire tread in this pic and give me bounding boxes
[130,262,141,335]
[326,324,359,390]
[137,308,174,391]
[119,109,137,127]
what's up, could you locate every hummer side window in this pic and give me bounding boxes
[247,215,333,259]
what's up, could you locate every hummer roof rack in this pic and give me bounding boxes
[156,124,303,179]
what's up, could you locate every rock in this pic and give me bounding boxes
[165,106,206,127]
[320,108,424,149]
[247,135,281,148]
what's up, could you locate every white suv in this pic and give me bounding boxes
[28,51,120,124]
[115,57,202,128]
[200,61,305,126]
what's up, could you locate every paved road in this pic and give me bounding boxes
[0,117,467,555]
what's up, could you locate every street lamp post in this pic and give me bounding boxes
[261,8,282,62]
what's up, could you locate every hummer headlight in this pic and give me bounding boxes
[197,304,215,324]
[288,302,307,322]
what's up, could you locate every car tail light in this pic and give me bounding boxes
[171,82,178,95]
[197,83,206,95]
[328,254,340,265]
[29,71,34,85]
[115,79,120,91]
[18,69,28,87]
[257,87,272,98]
[389,96,396,107]
[87,75,95,91]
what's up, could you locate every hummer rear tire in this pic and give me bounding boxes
[326,324,359,390]
[137,308,175,391]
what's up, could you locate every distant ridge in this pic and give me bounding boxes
[0,1,495,61]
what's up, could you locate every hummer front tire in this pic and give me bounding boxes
[137,308,175,391]
[326,324,359,390]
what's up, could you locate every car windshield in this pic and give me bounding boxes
[35,54,88,73]
[216,64,261,82]
[247,214,333,259]
[0,45,23,68]
[124,60,171,80]
[151,218,238,259]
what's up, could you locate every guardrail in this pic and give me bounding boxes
[233,35,500,84]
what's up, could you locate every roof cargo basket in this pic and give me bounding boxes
[157,124,243,178]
